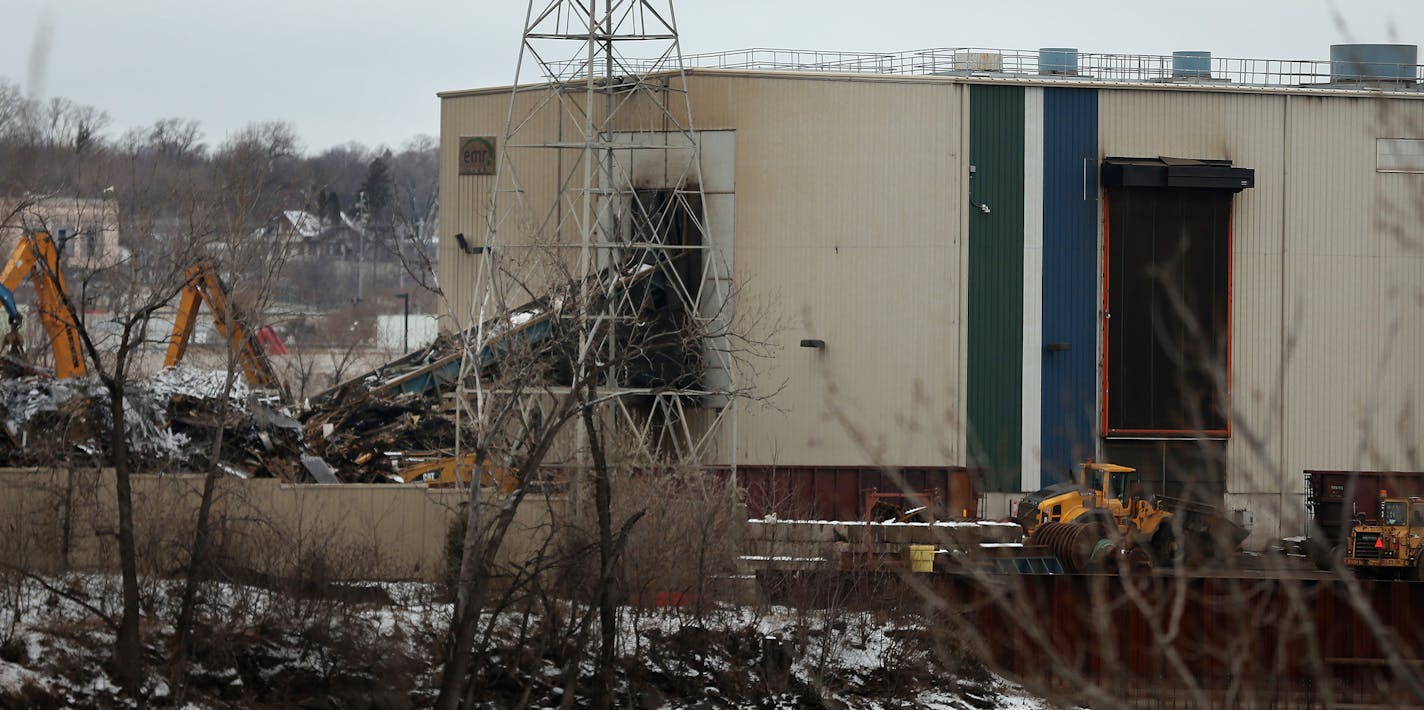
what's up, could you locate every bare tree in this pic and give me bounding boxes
[168,123,301,695]
[17,196,208,694]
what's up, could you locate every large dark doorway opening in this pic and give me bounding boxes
[1103,186,1232,437]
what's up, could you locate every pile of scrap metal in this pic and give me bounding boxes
[308,257,683,409]
[297,258,687,486]
[300,387,458,483]
[0,256,700,486]
[0,366,305,478]
[294,313,547,484]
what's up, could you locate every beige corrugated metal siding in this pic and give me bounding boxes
[687,75,966,468]
[1282,96,1424,482]
[1099,88,1424,539]
[1098,89,1288,501]
[441,74,970,469]
[439,85,590,330]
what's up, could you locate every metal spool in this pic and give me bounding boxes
[1034,522,1112,573]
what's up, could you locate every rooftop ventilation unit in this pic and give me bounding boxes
[1330,44,1418,87]
[954,50,1003,73]
[1172,51,1212,79]
[1039,48,1078,76]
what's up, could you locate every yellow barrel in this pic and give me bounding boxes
[908,544,935,573]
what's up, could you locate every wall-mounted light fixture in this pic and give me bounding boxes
[799,339,826,349]
[454,233,489,254]
[968,164,991,214]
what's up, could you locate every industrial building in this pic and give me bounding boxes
[438,45,1424,546]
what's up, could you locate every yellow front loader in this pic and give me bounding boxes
[1016,461,1247,566]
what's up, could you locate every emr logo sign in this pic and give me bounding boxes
[459,136,496,175]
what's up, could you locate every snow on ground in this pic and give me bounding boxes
[0,574,1054,708]
[0,660,45,694]
[751,517,1021,528]
[919,677,1054,709]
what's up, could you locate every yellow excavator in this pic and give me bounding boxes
[395,452,518,491]
[0,230,87,378]
[163,261,286,397]
[0,237,281,394]
[1016,460,1248,566]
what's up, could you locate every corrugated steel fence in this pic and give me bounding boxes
[763,570,1424,707]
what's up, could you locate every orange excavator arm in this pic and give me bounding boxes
[163,268,204,368]
[0,232,87,378]
[163,262,285,396]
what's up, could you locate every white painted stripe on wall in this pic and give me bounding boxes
[1021,87,1044,493]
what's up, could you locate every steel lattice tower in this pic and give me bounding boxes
[456,0,735,473]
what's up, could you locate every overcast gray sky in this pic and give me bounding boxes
[4,1,1423,154]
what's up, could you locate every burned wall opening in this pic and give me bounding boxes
[618,188,704,392]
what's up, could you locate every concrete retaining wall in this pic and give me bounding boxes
[0,468,559,583]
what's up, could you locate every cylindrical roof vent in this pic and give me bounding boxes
[1172,51,1212,79]
[1330,44,1418,85]
[1039,47,1078,75]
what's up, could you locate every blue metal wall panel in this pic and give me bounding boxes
[1040,88,1099,483]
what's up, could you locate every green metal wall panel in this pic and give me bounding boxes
[967,85,1025,492]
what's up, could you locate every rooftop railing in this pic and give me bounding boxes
[605,47,1423,89]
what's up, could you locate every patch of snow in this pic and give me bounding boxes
[88,672,119,694]
[749,518,1021,528]
[738,555,827,563]
[0,659,46,692]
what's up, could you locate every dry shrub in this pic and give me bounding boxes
[619,468,744,611]
[556,463,743,615]
[0,679,63,709]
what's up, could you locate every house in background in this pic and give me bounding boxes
[0,195,122,271]
[263,208,425,307]
[267,209,363,260]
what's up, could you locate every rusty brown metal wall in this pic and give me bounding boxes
[956,575,1424,706]
[733,466,977,521]
[1307,470,1424,545]
[762,570,1424,706]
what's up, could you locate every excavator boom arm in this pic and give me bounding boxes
[164,278,204,367]
[164,263,284,395]
[1,232,86,378]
